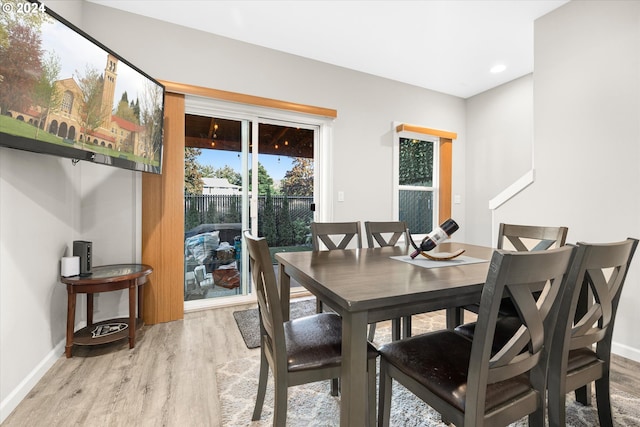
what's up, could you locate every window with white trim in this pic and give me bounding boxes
[396,134,439,234]
[394,124,456,236]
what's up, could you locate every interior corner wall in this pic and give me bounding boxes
[494,0,640,361]
[0,151,140,422]
[465,74,534,246]
[0,1,142,420]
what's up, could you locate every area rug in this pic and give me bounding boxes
[222,305,640,426]
[216,352,640,427]
[233,298,317,349]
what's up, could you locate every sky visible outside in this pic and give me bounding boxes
[197,149,295,181]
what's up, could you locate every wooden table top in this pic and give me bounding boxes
[276,242,494,314]
[60,264,153,286]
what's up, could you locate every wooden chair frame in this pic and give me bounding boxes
[498,223,568,251]
[245,231,377,426]
[547,238,638,427]
[456,223,569,325]
[378,246,577,427]
[310,221,365,331]
[364,221,410,340]
[311,221,362,251]
[364,221,409,250]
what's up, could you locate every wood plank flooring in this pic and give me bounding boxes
[2,302,639,426]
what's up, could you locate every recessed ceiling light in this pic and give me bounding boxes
[490,64,507,73]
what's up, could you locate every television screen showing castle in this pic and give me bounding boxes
[0,2,164,170]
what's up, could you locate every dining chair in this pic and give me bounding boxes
[497,223,569,252]
[310,221,362,318]
[456,223,569,324]
[377,245,577,427]
[311,221,362,251]
[244,231,378,426]
[364,220,411,341]
[547,238,638,427]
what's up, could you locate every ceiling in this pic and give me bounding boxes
[87,0,568,99]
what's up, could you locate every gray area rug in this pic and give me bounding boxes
[216,354,640,427]
[233,298,317,349]
[223,305,640,426]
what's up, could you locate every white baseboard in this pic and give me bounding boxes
[612,341,640,363]
[0,339,66,423]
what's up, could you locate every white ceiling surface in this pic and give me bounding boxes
[87,0,568,99]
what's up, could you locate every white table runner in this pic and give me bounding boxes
[390,254,489,269]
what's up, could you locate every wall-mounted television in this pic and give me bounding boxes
[0,0,164,174]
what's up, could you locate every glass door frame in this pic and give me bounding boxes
[184,95,333,309]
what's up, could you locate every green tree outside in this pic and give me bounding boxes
[225,196,241,223]
[281,157,313,196]
[215,165,242,186]
[276,194,294,246]
[205,201,219,224]
[184,147,203,194]
[185,202,200,230]
[249,163,275,195]
[262,187,277,244]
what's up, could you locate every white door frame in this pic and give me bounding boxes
[184,95,333,309]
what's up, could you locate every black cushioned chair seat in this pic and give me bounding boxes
[455,316,524,355]
[378,330,532,412]
[285,313,378,372]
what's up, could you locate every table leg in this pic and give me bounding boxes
[446,307,464,330]
[86,294,94,327]
[128,282,136,349]
[137,280,144,325]
[65,290,76,358]
[402,315,412,339]
[340,310,369,426]
[278,263,290,321]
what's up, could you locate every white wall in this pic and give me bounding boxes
[78,2,468,232]
[1,0,467,420]
[0,150,140,421]
[0,3,142,420]
[492,1,640,359]
[465,74,534,246]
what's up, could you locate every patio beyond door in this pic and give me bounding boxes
[184,113,316,305]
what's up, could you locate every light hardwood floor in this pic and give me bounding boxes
[3,301,640,426]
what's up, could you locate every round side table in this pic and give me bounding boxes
[60,264,152,358]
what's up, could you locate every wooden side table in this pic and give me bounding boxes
[61,264,153,358]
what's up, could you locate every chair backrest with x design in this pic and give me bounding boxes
[377,245,578,427]
[465,245,578,425]
[498,223,568,252]
[547,238,638,427]
[311,221,362,251]
[364,221,409,249]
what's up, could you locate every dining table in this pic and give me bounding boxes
[275,241,494,426]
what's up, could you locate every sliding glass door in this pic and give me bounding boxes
[184,115,248,303]
[253,120,316,260]
[183,105,319,307]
